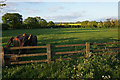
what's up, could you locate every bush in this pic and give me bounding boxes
[2,54,119,79]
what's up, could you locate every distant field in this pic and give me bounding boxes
[56,23,81,26]
[2,28,118,46]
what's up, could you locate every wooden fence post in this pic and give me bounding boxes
[47,44,51,64]
[86,42,90,58]
[2,46,5,67]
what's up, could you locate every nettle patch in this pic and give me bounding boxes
[2,54,120,79]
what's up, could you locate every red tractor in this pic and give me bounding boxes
[5,33,37,54]
[4,33,37,64]
[6,33,37,47]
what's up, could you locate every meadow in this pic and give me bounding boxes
[2,28,120,79]
[2,28,118,46]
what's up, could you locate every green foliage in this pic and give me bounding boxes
[0,0,6,9]
[103,19,111,28]
[1,13,119,29]
[81,21,89,28]
[39,19,47,28]
[2,55,120,79]
[87,21,97,28]
[0,3,6,6]
[2,13,23,29]
[24,17,39,29]
[97,21,104,28]
[77,55,120,79]
[47,21,55,28]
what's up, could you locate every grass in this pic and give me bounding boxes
[2,28,119,60]
[2,28,118,46]
[1,28,120,79]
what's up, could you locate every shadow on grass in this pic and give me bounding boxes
[37,37,119,46]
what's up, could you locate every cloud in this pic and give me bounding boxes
[48,6,64,12]
[23,8,41,13]
[2,7,19,13]
[5,2,19,8]
[1,8,19,15]
[44,11,85,21]
[0,0,7,3]
[0,2,20,14]
[7,7,18,12]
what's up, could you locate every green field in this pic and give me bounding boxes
[2,28,118,46]
[2,28,120,79]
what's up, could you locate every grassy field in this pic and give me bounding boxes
[2,28,118,46]
[2,28,120,79]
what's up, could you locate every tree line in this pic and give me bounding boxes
[1,13,120,30]
[1,13,55,30]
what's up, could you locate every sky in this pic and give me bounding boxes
[0,0,119,22]
[5,0,120,2]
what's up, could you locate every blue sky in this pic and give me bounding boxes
[1,1,118,22]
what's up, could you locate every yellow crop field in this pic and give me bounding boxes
[56,23,81,26]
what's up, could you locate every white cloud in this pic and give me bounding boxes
[2,2,20,14]
[48,6,64,12]
[23,8,41,13]
[44,11,85,21]
[0,2,20,15]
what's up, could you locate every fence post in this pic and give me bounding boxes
[86,42,90,58]
[47,44,51,64]
[2,46,5,67]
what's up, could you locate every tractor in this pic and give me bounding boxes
[5,33,37,48]
[4,33,37,64]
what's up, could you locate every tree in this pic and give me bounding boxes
[97,21,103,28]
[2,13,23,29]
[24,17,38,29]
[92,21,97,28]
[35,17,41,22]
[24,17,48,29]
[39,19,47,28]
[87,21,92,28]
[81,21,89,28]
[114,19,118,27]
[0,3,6,7]
[47,21,55,28]
[103,18,111,28]
[118,19,120,28]
[111,19,115,28]
[0,0,6,9]
[76,21,81,24]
